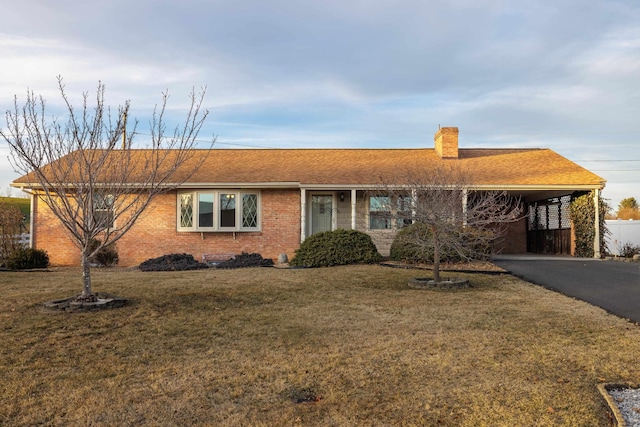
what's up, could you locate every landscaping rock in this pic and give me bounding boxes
[408,277,471,290]
[44,293,127,312]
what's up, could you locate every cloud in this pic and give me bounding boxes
[573,26,640,77]
[0,0,639,206]
[0,34,207,108]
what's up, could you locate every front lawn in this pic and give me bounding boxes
[1,265,638,426]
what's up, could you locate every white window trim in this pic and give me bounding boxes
[177,190,261,232]
[368,194,392,230]
[367,193,413,231]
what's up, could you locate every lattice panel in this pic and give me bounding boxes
[242,194,258,228]
[548,203,560,230]
[180,194,193,228]
[527,195,573,231]
[560,195,572,228]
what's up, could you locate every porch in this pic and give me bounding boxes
[298,188,604,258]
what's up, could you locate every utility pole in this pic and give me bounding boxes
[122,111,127,149]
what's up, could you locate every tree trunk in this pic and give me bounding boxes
[433,228,441,283]
[81,250,93,299]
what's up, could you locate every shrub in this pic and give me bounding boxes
[618,242,640,258]
[570,191,609,257]
[6,247,49,270]
[390,223,435,263]
[390,223,492,264]
[290,229,381,267]
[89,239,119,267]
[0,203,26,261]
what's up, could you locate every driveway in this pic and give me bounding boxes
[492,255,640,324]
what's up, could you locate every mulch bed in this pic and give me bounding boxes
[215,253,274,269]
[139,252,274,271]
[139,254,209,272]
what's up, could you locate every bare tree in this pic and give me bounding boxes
[1,76,212,300]
[0,202,25,262]
[370,164,522,282]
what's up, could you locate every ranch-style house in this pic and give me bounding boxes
[12,126,606,266]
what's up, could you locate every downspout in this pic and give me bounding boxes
[300,188,306,242]
[593,188,601,259]
[29,192,35,248]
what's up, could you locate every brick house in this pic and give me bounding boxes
[12,127,606,266]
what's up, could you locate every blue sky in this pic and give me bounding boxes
[0,0,638,208]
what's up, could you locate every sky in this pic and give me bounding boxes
[0,0,638,209]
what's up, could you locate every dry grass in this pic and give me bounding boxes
[2,265,639,426]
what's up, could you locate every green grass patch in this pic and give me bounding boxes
[1,265,638,425]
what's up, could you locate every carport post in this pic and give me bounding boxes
[351,189,357,230]
[593,189,601,259]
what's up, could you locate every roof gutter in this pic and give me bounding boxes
[300,183,606,191]
[11,181,606,192]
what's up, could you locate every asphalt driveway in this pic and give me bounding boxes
[492,255,640,324]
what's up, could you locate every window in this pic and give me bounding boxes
[93,194,114,230]
[369,196,391,229]
[242,193,258,228]
[180,193,193,228]
[178,190,260,232]
[398,195,413,228]
[369,194,413,230]
[198,193,214,228]
[219,193,236,228]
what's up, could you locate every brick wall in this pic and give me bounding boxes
[34,189,302,266]
[32,196,81,266]
[494,217,527,254]
[33,188,532,266]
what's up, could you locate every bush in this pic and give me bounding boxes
[570,191,609,257]
[290,229,381,268]
[0,203,26,261]
[6,247,49,270]
[390,223,491,264]
[89,239,119,267]
[139,253,209,272]
[618,242,640,258]
[390,223,435,263]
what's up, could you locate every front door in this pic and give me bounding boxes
[310,195,333,235]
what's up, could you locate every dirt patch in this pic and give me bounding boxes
[283,382,323,404]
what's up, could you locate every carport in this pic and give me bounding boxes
[505,187,605,258]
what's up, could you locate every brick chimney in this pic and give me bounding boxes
[434,127,459,159]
